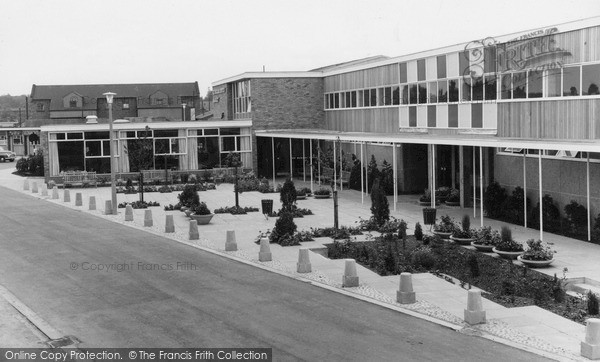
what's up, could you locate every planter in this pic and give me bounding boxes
[314,194,331,199]
[517,255,554,268]
[433,231,452,240]
[492,247,524,260]
[189,213,214,225]
[422,207,437,225]
[450,235,476,245]
[296,195,307,200]
[261,199,273,215]
[471,242,495,252]
[445,200,460,207]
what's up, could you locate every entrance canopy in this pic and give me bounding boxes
[255,129,600,152]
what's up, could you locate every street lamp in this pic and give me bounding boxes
[103,92,118,215]
[182,102,187,121]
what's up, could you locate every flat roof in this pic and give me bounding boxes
[40,120,252,132]
[255,129,600,152]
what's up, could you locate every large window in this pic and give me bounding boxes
[583,64,600,95]
[232,80,251,119]
[563,66,580,96]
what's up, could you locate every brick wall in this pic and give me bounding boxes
[31,100,50,119]
[96,98,138,119]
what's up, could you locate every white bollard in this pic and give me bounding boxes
[397,272,416,304]
[41,184,48,197]
[342,259,359,287]
[104,200,112,215]
[582,318,600,359]
[23,179,29,191]
[464,289,486,325]
[165,215,175,233]
[75,192,82,206]
[31,182,38,193]
[225,230,237,251]
[63,189,71,203]
[124,205,134,221]
[89,196,96,210]
[297,248,312,273]
[144,210,153,227]
[189,220,199,240]
[259,238,272,262]
[52,188,59,199]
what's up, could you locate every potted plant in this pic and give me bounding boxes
[433,215,456,239]
[190,202,214,225]
[435,186,451,204]
[445,188,460,206]
[450,215,476,245]
[517,239,555,267]
[296,189,307,200]
[471,226,500,252]
[314,188,331,199]
[492,226,524,259]
[419,189,432,206]
[299,187,312,197]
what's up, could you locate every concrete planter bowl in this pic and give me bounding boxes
[471,241,495,252]
[517,255,554,268]
[450,235,476,246]
[492,247,524,260]
[314,194,331,199]
[189,213,214,225]
[433,231,453,240]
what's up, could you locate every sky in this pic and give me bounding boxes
[1,0,599,97]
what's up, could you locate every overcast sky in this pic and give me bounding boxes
[1,0,599,96]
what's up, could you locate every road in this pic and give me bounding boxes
[0,175,547,361]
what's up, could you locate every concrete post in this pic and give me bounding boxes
[259,238,272,262]
[23,179,29,191]
[144,209,153,227]
[31,182,38,193]
[464,289,486,325]
[63,189,70,203]
[189,220,199,240]
[342,259,359,287]
[104,200,112,215]
[41,184,48,197]
[89,196,96,210]
[75,192,82,206]
[397,272,416,304]
[52,187,59,199]
[581,318,600,359]
[225,230,237,251]
[124,205,134,221]
[165,215,175,233]
[297,249,312,273]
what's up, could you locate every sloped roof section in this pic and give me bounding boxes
[309,55,390,72]
[30,82,200,111]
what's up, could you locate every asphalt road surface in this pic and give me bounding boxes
[0,183,548,361]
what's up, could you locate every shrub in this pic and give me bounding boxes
[414,222,423,241]
[380,159,394,195]
[468,254,480,278]
[178,184,200,208]
[180,173,189,184]
[447,188,460,203]
[564,200,587,237]
[521,239,555,261]
[434,215,456,233]
[214,206,260,214]
[530,194,561,233]
[314,188,331,196]
[588,291,599,315]
[504,186,528,226]
[453,215,473,238]
[270,212,297,245]
[484,181,507,219]
[366,155,380,192]
[474,226,500,246]
[370,178,389,227]
[419,189,431,203]
[192,202,211,215]
[411,246,436,270]
[348,155,363,191]
[496,226,524,252]
[16,158,27,173]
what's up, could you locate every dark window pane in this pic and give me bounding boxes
[417,59,426,81]
[102,140,110,156]
[513,72,527,99]
[221,128,240,135]
[334,93,340,108]
[546,69,561,97]
[418,83,428,104]
[401,85,409,104]
[459,50,470,78]
[438,80,448,102]
[399,62,407,83]
[484,46,497,73]
[392,86,400,105]
[85,131,109,140]
[528,70,543,98]
[563,66,580,96]
[370,88,377,106]
[449,79,459,102]
[462,78,471,101]
[363,89,369,107]
[409,106,417,127]
[582,64,600,95]
[428,81,437,103]
[154,139,170,154]
[204,129,219,135]
[58,141,84,172]
[56,133,65,140]
[154,129,178,137]
[86,141,101,156]
[126,131,136,138]
[448,105,458,127]
[67,132,83,140]
[472,103,482,128]
[384,87,392,105]
[500,74,512,99]
[472,77,484,101]
[345,92,351,108]
[409,84,418,104]
[484,75,497,100]
[437,55,446,79]
[427,105,436,127]
[85,158,110,173]
[351,91,357,107]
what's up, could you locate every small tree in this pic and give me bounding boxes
[225,152,242,208]
[178,184,199,208]
[484,181,507,219]
[414,222,423,241]
[380,159,394,195]
[370,178,389,227]
[280,178,297,212]
[270,211,297,245]
[127,126,154,202]
[367,155,381,192]
[348,154,362,191]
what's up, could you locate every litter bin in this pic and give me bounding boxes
[422,207,437,225]
[261,199,273,215]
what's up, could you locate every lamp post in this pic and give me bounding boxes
[182,102,187,122]
[103,92,118,215]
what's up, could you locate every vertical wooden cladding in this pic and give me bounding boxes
[582,26,600,63]
[324,108,399,133]
[498,99,600,139]
[324,64,399,91]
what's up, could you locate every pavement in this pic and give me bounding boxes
[0,169,597,361]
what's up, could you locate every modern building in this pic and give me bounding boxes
[211,16,600,240]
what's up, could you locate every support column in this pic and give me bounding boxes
[459,146,465,208]
[303,139,306,182]
[479,146,484,228]
[333,140,337,191]
[588,152,591,242]
[393,143,397,212]
[523,152,527,228]
[539,150,543,241]
[310,139,314,193]
[339,140,343,191]
[289,138,293,180]
[271,137,276,187]
[360,142,364,204]
[473,147,476,218]
[365,143,369,195]
[318,143,321,186]
[451,146,456,189]
[432,144,436,208]
[427,144,432,201]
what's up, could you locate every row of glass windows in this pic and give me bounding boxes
[498,148,600,162]
[232,80,252,119]
[325,62,600,109]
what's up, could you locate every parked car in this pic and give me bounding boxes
[0,146,16,162]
